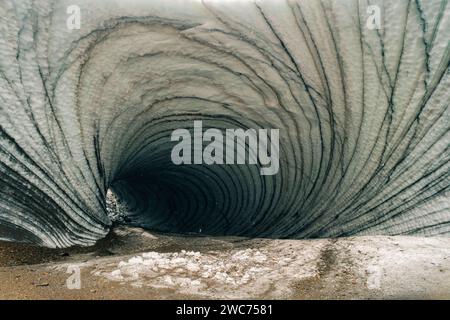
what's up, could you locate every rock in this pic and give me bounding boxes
[34,282,49,287]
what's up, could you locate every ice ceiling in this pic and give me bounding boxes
[0,0,449,247]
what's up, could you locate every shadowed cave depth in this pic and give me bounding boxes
[105,118,285,238]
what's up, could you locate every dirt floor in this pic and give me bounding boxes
[1,227,449,299]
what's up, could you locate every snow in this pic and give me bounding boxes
[94,245,322,298]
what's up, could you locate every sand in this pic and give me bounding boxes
[1,227,449,299]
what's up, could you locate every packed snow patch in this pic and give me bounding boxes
[94,244,324,298]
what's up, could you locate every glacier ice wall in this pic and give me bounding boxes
[0,0,449,247]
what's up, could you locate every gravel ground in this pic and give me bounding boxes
[1,227,449,299]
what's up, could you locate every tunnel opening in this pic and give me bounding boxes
[103,117,288,239]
